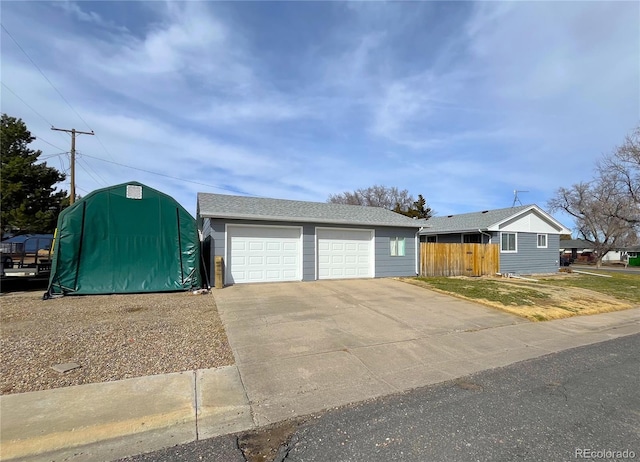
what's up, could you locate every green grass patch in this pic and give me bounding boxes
[540,272,640,305]
[416,277,550,306]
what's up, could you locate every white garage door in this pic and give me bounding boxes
[317,228,373,280]
[227,225,301,284]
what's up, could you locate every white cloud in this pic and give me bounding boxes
[1,0,636,222]
[54,1,130,33]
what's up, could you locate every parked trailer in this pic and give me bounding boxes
[0,235,53,284]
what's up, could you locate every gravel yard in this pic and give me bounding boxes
[0,290,234,395]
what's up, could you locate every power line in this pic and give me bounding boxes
[76,157,106,187]
[92,132,118,162]
[38,151,68,160]
[77,156,108,186]
[33,134,66,152]
[79,151,255,196]
[1,24,94,133]
[2,83,53,128]
[1,83,71,145]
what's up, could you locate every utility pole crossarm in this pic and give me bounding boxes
[51,127,95,205]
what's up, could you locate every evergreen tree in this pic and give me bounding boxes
[1,114,67,234]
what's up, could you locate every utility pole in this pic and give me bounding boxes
[51,127,94,205]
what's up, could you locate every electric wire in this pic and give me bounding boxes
[38,151,68,160]
[2,82,54,128]
[78,151,256,196]
[76,158,105,187]
[1,24,94,133]
[77,156,109,187]
[33,135,66,152]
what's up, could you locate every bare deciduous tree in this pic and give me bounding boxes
[597,127,640,226]
[548,181,634,267]
[328,185,433,219]
[328,185,414,210]
[549,126,640,266]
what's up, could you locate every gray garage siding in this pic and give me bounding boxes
[201,218,417,284]
[374,227,418,277]
[497,232,560,274]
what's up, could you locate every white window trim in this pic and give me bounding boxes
[390,236,406,257]
[537,233,548,248]
[500,232,517,253]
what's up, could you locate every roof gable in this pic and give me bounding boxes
[420,204,570,235]
[197,193,422,228]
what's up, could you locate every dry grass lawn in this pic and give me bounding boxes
[0,290,234,395]
[404,272,637,322]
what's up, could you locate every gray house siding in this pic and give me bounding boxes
[201,218,417,284]
[497,232,560,274]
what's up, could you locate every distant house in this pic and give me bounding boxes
[197,193,422,285]
[559,238,594,263]
[602,245,640,265]
[419,204,571,275]
[626,246,640,267]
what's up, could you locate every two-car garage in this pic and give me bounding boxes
[198,192,419,286]
[226,225,374,284]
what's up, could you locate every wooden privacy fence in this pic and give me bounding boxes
[420,243,499,277]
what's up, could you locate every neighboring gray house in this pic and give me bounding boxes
[197,193,422,285]
[559,238,594,263]
[419,205,571,274]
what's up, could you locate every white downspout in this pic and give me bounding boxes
[479,229,492,244]
[416,227,424,275]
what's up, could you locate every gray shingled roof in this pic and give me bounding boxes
[197,193,422,228]
[420,205,534,233]
[559,239,593,249]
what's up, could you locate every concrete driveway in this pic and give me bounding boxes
[214,278,531,425]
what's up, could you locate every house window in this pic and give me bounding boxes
[501,232,517,253]
[463,234,482,244]
[390,237,406,256]
[537,234,547,248]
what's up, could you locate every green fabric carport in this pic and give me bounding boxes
[46,182,202,296]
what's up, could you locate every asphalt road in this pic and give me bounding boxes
[122,334,640,462]
[571,264,640,275]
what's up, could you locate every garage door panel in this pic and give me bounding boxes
[266,242,281,251]
[249,256,264,265]
[317,228,373,280]
[228,226,301,284]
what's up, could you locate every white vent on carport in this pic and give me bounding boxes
[126,185,143,200]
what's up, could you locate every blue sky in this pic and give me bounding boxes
[1,1,638,232]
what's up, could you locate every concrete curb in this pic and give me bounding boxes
[1,308,638,462]
[0,366,254,462]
